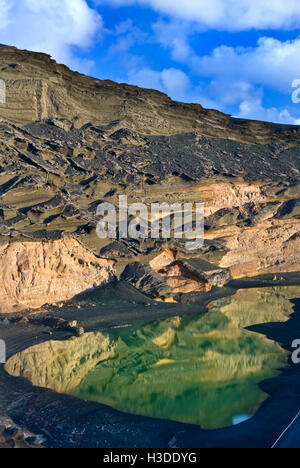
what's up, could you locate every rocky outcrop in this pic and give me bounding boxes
[212,218,300,278]
[0,423,43,448]
[1,45,300,145]
[122,253,231,300]
[177,258,232,287]
[0,238,115,313]
[0,45,300,303]
[121,262,173,299]
[149,251,211,296]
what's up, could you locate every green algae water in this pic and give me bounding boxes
[6,287,299,429]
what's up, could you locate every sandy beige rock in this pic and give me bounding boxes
[157,263,209,294]
[0,237,115,313]
[196,182,268,217]
[149,250,176,271]
[215,219,300,278]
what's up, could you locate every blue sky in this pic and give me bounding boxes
[1,1,300,124]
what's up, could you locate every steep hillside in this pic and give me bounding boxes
[0,45,300,312]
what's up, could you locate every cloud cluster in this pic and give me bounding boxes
[150,19,300,123]
[238,96,300,125]
[153,19,300,93]
[127,66,300,125]
[0,0,103,72]
[104,1,300,123]
[108,19,147,54]
[128,67,197,103]
[0,1,299,124]
[101,0,300,31]
[196,37,300,92]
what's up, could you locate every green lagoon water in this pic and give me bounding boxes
[7,287,300,429]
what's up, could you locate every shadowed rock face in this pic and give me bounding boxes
[0,45,300,309]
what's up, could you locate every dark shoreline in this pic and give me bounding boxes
[1,274,300,448]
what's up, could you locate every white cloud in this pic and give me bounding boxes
[108,19,147,54]
[127,66,214,104]
[153,20,193,63]
[151,21,300,123]
[0,0,103,72]
[153,18,300,94]
[128,66,300,125]
[196,37,300,93]
[98,0,300,31]
[238,97,300,125]
[210,78,300,124]
[0,0,11,29]
[198,77,300,125]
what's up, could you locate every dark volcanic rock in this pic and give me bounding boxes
[178,258,232,287]
[121,262,173,299]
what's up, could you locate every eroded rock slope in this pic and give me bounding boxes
[0,45,300,309]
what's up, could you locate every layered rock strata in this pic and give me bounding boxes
[0,45,299,308]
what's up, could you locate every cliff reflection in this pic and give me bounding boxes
[6,286,299,429]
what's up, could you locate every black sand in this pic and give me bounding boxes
[1,275,300,448]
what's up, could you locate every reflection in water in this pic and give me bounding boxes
[6,287,300,429]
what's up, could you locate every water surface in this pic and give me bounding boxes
[6,286,299,429]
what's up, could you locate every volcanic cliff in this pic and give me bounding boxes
[0,44,300,312]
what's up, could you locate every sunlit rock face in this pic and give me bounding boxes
[6,287,297,429]
[0,238,115,313]
[216,218,300,278]
[201,182,300,278]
